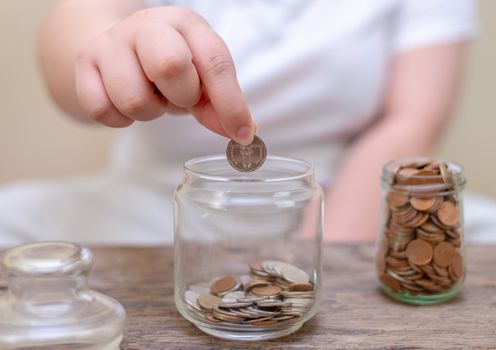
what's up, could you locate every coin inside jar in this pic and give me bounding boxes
[226,135,267,172]
[197,294,222,312]
[251,285,282,297]
[405,239,433,266]
[378,159,466,299]
[183,259,316,327]
[210,276,238,295]
[433,241,455,268]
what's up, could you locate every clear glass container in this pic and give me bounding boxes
[174,155,323,340]
[376,157,466,305]
[0,242,126,349]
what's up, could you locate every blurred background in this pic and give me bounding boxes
[0,0,495,196]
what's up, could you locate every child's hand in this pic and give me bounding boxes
[74,6,255,144]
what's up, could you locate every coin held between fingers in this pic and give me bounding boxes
[226,135,267,172]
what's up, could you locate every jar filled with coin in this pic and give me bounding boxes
[174,137,323,340]
[376,158,466,305]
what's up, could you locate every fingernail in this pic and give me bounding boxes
[235,125,254,145]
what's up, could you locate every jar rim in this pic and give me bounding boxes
[381,157,466,193]
[183,155,315,182]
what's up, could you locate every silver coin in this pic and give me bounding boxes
[386,269,416,285]
[256,301,292,308]
[245,306,280,316]
[218,301,253,308]
[222,291,246,302]
[226,135,267,172]
[237,296,267,303]
[281,264,309,284]
[261,260,284,277]
[239,274,252,286]
[184,290,201,311]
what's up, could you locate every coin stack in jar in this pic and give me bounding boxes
[183,260,315,326]
[377,160,464,296]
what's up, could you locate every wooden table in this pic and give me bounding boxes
[87,245,496,349]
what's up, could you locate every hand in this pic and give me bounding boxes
[74,6,255,144]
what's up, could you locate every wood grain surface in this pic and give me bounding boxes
[86,245,496,349]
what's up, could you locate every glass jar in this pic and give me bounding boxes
[376,157,466,305]
[0,242,126,349]
[174,155,323,340]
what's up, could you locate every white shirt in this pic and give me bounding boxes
[113,0,476,187]
[0,0,481,246]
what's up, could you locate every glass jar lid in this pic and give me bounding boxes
[0,242,125,349]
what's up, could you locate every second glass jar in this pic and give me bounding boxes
[174,155,323,340]
[376,157,466,305]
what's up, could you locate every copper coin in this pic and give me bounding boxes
[377,254,386,274]
[433,242,455,268]
[420,220,444,233]
[415,279,442,293]
[380,274,401,293]
[206,314,221,323]
[450,252,464,280]
[401,282,424,293]
[405,239,433,266]
[433,263,449,277]
[403,272,424,281]
[396,167,419,184]
[210,276,238,295]
[410,197,436,211]
[437,201,460,227]
[388,191,409,208]
[288,283,313,292]
[389,250,406,259]
[386,256,409,268]
[409,170,444,185]
[244,280,269,292]
[226,135,267,172]
[439,278,454,288]
[250,262,264,273]
[251,285,282,297]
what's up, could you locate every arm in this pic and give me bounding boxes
[38,0,255,144]
[324,42,469,241]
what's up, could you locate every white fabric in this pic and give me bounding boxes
[117,0,476,185]
[1,0,486,246]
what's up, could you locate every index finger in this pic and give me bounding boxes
[172,14,255,145]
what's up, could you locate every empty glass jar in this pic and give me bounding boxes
[0,242,126,349]
[174,155,323,340]
[376,157,466,305]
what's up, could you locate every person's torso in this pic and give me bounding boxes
[112,0,398,184]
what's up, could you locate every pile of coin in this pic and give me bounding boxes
[183,260,315,326]
[226,135,267,172]
[377,160,464,295]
